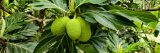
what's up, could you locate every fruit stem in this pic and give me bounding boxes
[73,13,77,19]
[69,0,75,13]
[55,16,58,19]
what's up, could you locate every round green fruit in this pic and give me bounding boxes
[66,18,81,40]
[77,17,91,42]
[51,16,70,36]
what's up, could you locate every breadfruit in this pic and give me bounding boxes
[51,16,70,36]
[77,17,91,42]
[66,18,81,40]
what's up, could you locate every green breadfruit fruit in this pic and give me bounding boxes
[77,17,91,42]
[51,16,70,36]
[66,18,81,40]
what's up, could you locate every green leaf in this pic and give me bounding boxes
[155,44,160,53]
[105,32,127,53]
[34,34,78,53]
[5,23,39,41]
[5,12,26,33]
[65,36,77,53]
[156,22,160,31]
[82,11,136,30]
[109,10,158,23]
[75,0,106,9]
[28,0,66,13]
[81,14,97,23]
[124,42,145,53]
[33,36,61,53]
[6,43,32,53]
[88,29,107,53]
[46,35,65,53]
[77,44,97,53]
[109,0,119,4]
[150,11,159,18]
[46,35,77,53]
[98,12,136,27]
[88,0,106,4]
[86,12,117,30]
[51,0,68,11]
[104,5,127,10]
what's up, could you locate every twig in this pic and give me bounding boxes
[26,15,53,24]
[26,15,40,22]
[38,9,45,32]
[143,7,160,11]
[128,7,160,11]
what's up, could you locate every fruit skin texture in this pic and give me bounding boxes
[66,18,81,40]
[77,17,91,42]
[51,16,70,36]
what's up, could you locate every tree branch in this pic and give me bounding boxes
[143,7,160,11]
[26,15,41,22]
[38,9,45,32]
[128,7,160,11]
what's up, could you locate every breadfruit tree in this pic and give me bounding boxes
[0,0,160,53]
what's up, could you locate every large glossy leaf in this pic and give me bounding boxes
[34,34,78,53]
[75,0,106,9]
[81,14,97,23]
[4,43,32,53]
[46,35,77,53]
[109,10,158,23]
[88,29,108,53]
[88,0,106,4]
[98,12,136,27]
[84,12,117,30]
[77,44,97,53]
[28,0,67,13]
[82,11,136,30]
[51,0,68,11]
[33,36,61,53]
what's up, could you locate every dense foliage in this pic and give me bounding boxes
[0,0,160,53]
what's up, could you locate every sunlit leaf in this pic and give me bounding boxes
[28,0,67,13]
[84,12,117,30]
[75,0,106,9]
[109,10,158,23]
[5,43,32,53]
[155,44,160,53]
[33,36,60,53]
